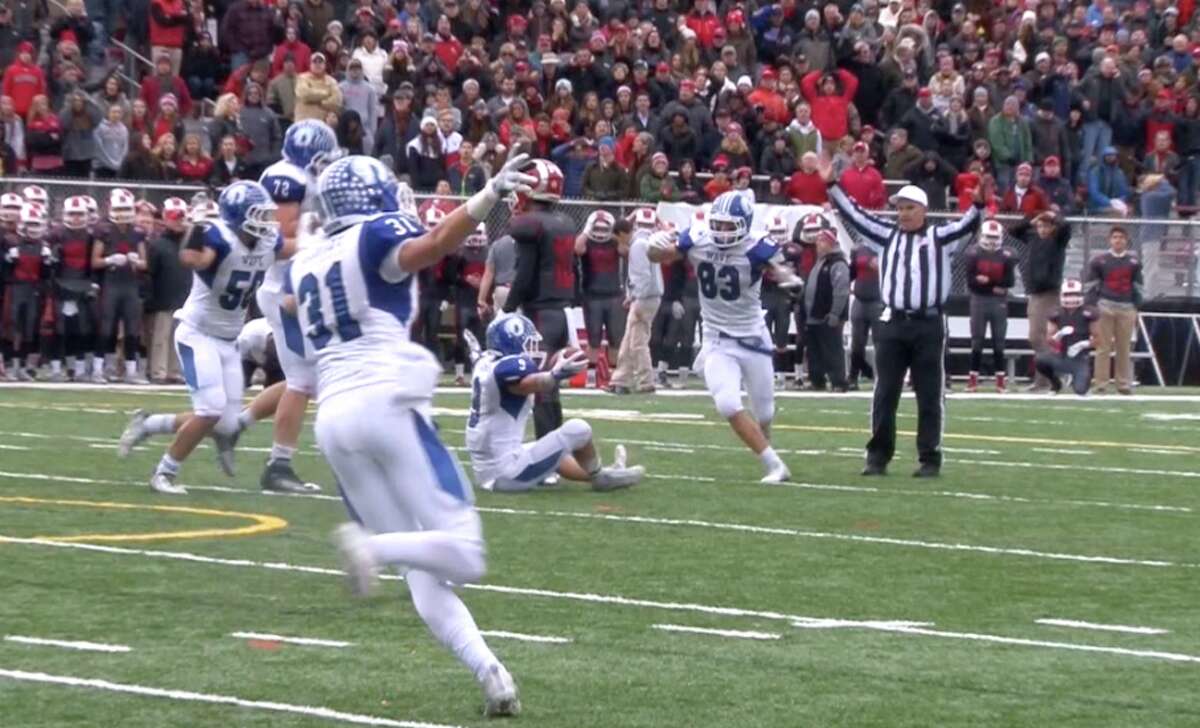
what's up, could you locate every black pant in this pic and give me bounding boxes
[850,298,882,381]
[583,294,626,350]
[528,306,568,438]
[867,314,945,468]
[969,295,1008,374]
[454,298,484,366]
[763,288,795,372]
[416,296,444,364]
[806,323,846,390]
[665,296,701,370]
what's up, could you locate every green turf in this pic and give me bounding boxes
[0,386,1198,727]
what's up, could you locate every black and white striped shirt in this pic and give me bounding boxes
[828,185,982,313]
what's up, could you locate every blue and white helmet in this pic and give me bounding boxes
[282,119,340,173]
[486,313,542,359]
[218,181,278,243]
[708,190,754,248]
[317,155,400,231]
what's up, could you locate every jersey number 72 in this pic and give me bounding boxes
[297,261,361,350]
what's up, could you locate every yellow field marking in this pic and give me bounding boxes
[0,496,287,543]
[770,424,1200,454]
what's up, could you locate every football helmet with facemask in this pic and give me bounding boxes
[708,190,754,248]
[766,213,789,245]
[62,196,89,229]
[1,193,25,224]
[465,221,488,247]
[1060,278,1084,309]
[316,155,400,232]
[282,119,341,174]
[108,188,137,224]
[82,196,100,226]
[585,210,615,241]
[979,219,1004,251]
[21,185,48,207]
[423,205,447,230]
[218,180,279,243]
[510,158,563,212]
[630,206,658,230]
[18,202,48,239]
[486,312,543,361]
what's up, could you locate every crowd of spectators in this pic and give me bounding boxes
[0,0,1197,214]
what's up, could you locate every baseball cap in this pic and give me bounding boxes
[737,75,753,88]
[1043,155,1061,167]
[889,185,929,208]
[1016,162,1033,174]
[853,141,869,152]
[918,87,932,98]
[651,152,668,165]
[761,67,777,80]
[656,61,670,73]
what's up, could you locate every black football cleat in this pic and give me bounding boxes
[912,464,941,478]
[260,461,317,493]
[861,462,887,476]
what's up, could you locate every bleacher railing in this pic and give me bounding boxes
[8,177,1197,301]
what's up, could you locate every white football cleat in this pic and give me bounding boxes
[760,462,791,484]
[612,444,628,469]
[332,522,378,598]
[118,409,150,458]
[149,472,187,495]
[592,465,644,492]
[480,663,521,718]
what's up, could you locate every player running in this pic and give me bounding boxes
[292,154,534,717]
[463,313,644,493]
[647,191,799,483]
[117,181,288,494]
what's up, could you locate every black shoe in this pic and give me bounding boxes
[260,461,316,493]
[861,462,887,476]
[847,381,861,391]
[912,463,940,478]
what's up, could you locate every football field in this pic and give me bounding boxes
[1,384,1199,727]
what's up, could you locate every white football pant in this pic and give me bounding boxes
[697,334,776,426]
[485,418,593,492]
[256,286,317,395]
[174,319,243,434]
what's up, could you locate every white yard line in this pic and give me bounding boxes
[478,630,571,644]
[1035,619,1170,635]
[871,625,1200,665]
[229,632,352,648]
[0,444,30,450]
[8,538,1200,667]
[1032,448,1096,455]
[0,668,464,728]
[791,620,934,630]
[652,624,781,641]
[1128,448,1191,456]
[940,447,1003,455]
[4,636,130,653]
[644,446,696,454]
[0,469,1193,562]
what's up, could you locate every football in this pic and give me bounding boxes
[544,345,583,370]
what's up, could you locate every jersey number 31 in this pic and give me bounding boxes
[298,261,361,350]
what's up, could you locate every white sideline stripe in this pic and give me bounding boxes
[4,636,130,653]
[1032,448,1096,455]
[12,537,1200,667]
[652,624,781,641]
[478,630,571,644]
[940,447,1002,455]
[791,620,934,630]
[229,632,352,648]
[645,446,696,454]
[0,444,29,450]
[1035,619,1170,635]
[0,668,464,728]
[1129,448,1190,456]
[1143,413,1200,421]
[6,380,1200,403]
[1,468,1193,561]
[872,625,1200,665]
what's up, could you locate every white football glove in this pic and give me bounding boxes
[648,231,675,256]
[40,244,54,262]
[4,246,17,262]
[1067,340,1092,357]
[439,300,449,312]
[106,253,128,267]
[488,152,537,198]
[462,329,483,366]
[127,252,142,266]
[550,349,588,381]
[671,300,685,320]
[1052,325,1074,341]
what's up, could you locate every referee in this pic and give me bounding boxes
[820,158,983,477]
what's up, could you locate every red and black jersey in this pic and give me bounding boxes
[1086,252,1143,306]
[8,236,47,283]
[964,245,1017,296]
[506,209,578,311]
[795,242,819,279]
[1051,305,1098,355]
[47,224,93,281]
[580,239,623,298]
[94,222,145,287]
[849,244,881,302]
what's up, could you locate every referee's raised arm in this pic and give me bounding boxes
[818,156,893,251]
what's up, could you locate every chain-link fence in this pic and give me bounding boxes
[10,177,1199,301]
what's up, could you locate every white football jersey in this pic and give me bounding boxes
[176,220,280,340]
[287,211,439,404]
[677,225,778,339]
[236,317,273,365]
[465,351,537,480]
[259,160,316,300]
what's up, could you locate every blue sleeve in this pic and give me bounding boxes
[746,237,779,265]
[273,231,284,254]
[678,226,696,253]
[494,355,535,388]
[195,224,232,288]
[260,172,307,204]
[281,260,294,294]
[360,213,424,278]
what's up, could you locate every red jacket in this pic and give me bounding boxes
[787,169,828,204]
[1000,185,1049,216]
[177,155,213,182]
[799,69,858,141]
[149,0,188,49]
[685,10,722,49]
[2,60,47,118]
[1145,114,1175,153]
[271,40,311,76]
[703,177,732,200]
[839,163,886,209]
[434,36,464,73]
[956,172,999,215]
[746,87,790,125]
[139,74,192,117]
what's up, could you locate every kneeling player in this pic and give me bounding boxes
[1035,279,1098,396]
[465,313,644,493]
